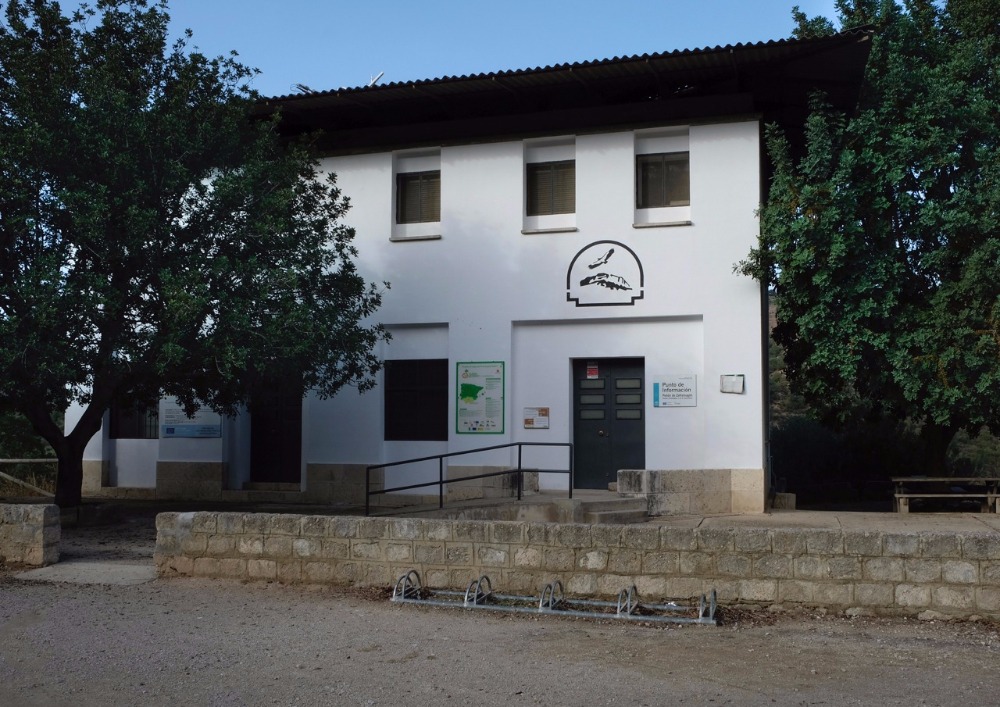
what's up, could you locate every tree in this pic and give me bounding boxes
[0,0,387,507]
[740,0,1000,473]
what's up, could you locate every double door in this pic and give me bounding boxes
[573,358,645,489]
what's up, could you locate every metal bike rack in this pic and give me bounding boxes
[391,570,717,626]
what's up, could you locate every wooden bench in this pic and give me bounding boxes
[891,477,1000,513]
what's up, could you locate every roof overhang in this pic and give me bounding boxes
[256,29,873,155]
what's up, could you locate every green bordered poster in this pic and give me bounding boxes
[456,361,504,434]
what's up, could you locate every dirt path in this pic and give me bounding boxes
[1,511,999,705]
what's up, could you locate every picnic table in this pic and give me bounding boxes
[891,477,1000,513]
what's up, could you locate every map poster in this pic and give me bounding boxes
[456,361,505,434]
[161,399,223,438]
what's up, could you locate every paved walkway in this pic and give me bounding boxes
[651,508,1000,532]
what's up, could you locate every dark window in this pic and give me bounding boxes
[526,160,575,215]
[109,399,159,439]
[636,152,690,208]
[384,359,448,441]
[396,170,441,224]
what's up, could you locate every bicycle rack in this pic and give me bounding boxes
[391,570,718,626]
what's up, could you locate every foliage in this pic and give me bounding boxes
[0,410,54,459]
[0,0,387,506]
[742,0,1000,472]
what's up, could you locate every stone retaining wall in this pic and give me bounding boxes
[155,512,1000,619]
[0,504,59,566]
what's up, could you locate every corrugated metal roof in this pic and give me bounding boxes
[264,30,869,103]
[257,28,873,153]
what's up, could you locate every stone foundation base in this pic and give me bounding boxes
[305,464,379,505]
[617,468,765,515]
[81,461,109,496]
[156,462,226,501]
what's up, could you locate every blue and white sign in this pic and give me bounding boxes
[654,375,697,407]
[160,400,222,438]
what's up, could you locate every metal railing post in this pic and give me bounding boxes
[365,466,371,516]
[517,444,523,501]
[568,445,574,499]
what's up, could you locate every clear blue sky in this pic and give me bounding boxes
[81,1,842,98]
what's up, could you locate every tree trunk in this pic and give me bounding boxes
[23,401,105,509]
[54,447,85,508]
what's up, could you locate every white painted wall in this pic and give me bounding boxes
[313,120,764,484]
[73,119,765,495]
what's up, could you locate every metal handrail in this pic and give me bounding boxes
[365,442,573,516]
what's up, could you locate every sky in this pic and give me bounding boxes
[141,0,843,98]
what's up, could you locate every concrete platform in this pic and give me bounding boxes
[15,560,157,585]
[651,508,1000,533]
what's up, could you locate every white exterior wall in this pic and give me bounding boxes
[69,398,236,490]
[74,120,765,499]
[307,120,764,490]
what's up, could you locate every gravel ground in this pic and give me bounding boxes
[2,511,1000,706]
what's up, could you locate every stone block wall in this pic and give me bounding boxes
[0,504,59,566]
[618,469,765,515]
[156,512,1000,619]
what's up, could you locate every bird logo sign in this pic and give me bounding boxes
[566,241,644,307]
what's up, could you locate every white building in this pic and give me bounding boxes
[72,31,871,513]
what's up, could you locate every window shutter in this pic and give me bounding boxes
[526,160,575,216]
[396,171,441,223]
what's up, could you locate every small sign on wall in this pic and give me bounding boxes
[161,400,222,438]
[653,374,697,407]
[720,374,746,394]
[523,407,550,429]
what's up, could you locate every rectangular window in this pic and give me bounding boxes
[636,152,690,208]
[384,359,448,441]
[396,170,441,224]
[526,160,575,216]
[109,399,159,439]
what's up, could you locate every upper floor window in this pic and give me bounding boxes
[392,150,442,240]
[636,152,690,208]
[634,128,692,228]
[396,170,441,224]
[523,137,576,234]
[526,160,575,216]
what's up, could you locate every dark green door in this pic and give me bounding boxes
[250,373,303,484]
[573,358,645,489]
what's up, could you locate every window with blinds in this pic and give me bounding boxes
[636,152,690,208]
[526,160,575,216]
[396,170,441,224]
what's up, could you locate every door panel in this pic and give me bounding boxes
[573,358,645,489]
[250,373,303,484]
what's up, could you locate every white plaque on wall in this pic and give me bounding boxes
[653,375,697,407]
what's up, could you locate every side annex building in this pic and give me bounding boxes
[70,30,872,513]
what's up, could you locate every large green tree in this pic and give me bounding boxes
[741,0,1000,472]
[0,0,387,507]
